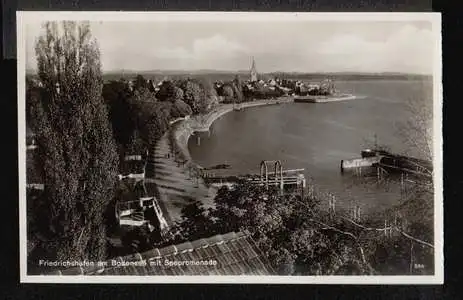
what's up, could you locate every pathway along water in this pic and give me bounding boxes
[150,98,293,223]
[188,79,433,216]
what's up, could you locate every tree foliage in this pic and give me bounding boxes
[167,180,373,275]
[197,78,219,108]
[178,201,215,241]
[170,99,193,119]
[398,95,433,162]
[133,74,148,92]
[221,84,235,103]
[26,77,42,126]
[102,80,135,147]
[181,80,204,114]
[156,80,177,102]
[30,21,118,262]
[232,75,243,103]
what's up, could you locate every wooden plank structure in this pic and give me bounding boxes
[116,151,168,233]
[115,183,169,233]
[202,160,306,193]
[342,149,433,179]
[376,154,432,179]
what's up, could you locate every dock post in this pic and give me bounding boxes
[401,173,404,199]
[196,135,201,146]
[384,219,388,237]
[404,173,408,195]
[328,197,333,219]
[332,195,336,215]
[409,240,414,275]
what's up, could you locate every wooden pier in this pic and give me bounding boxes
[202,160,306,192]
[341,149,432,179]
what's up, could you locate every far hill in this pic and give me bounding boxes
[101,70,432,82]
[26,68,431,83]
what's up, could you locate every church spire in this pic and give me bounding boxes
[250,56,258,82]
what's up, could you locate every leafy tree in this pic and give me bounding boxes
[102,80,135,147]
[182,80,203,114]
[170,99,193,119]
[125,129,145,156]
[232,75,243,103]
[128,85,171,143]
[141,101,173,143]
[133,86,157,103]
[26,77,42,126]
[242,83,254,100]
[178,78,216,113]
[221,84,235,103]
[177,201,214,241]
[173,87,184,103]
[120,225,152,254]
[209,182,370,275]
[155,80,177,102]
[133,74,148,92]
[31,21,118,262]
[397,95,433,162]
[197,77,219,108]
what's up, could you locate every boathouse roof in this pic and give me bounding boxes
[44,231,274,276]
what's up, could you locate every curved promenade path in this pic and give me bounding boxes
[146,97,293,224]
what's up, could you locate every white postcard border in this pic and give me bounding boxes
[17,11,443,284]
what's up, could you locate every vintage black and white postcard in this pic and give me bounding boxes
[18,11,443,284]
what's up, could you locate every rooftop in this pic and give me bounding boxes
[44,231,274,276]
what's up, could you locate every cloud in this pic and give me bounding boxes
[154,34,247,61]
[25,21,435,74]
[315,24,434,73]
[318,35,381,55]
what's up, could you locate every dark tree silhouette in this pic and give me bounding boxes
[133,74,148,92]
[178,201,214,241]
[30,21,118,262]
[103,80,135,147]
[155,80,177,102]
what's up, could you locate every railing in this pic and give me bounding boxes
[116,193,169,231]
[377,163,432,178]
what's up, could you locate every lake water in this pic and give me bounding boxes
[188,79,433,214]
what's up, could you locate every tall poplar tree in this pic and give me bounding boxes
[31,21,118,262]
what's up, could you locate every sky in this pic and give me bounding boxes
[25,19,436,74]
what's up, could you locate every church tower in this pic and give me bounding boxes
[250,56,258,82]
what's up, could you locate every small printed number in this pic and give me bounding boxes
[414,263,425,269]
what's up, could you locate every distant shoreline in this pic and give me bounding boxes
[26,70,432,83]
[100,72,432,82]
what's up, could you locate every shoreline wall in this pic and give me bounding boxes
[170,97,293,171]
[293,94,360,103]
